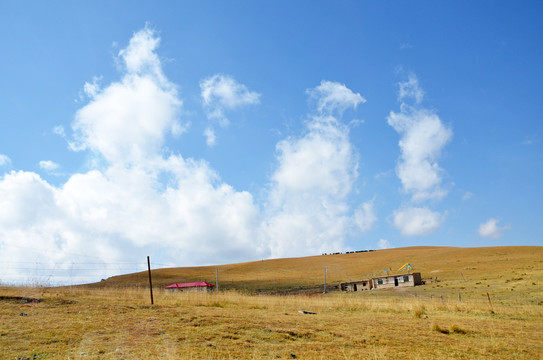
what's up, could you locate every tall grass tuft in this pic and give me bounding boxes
[414,304,426,318]
[432,323,450,334]
[450,324,468,334]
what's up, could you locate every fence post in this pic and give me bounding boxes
[147,256,154,305]
[216,268,219,294]
[323,267,327,294]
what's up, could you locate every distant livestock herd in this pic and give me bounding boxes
[321,250,376,256]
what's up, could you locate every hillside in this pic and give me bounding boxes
[3,245,543,359]
[89,246,543,303]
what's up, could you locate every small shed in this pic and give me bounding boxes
[164,281,214,293]
[340,279,373,292]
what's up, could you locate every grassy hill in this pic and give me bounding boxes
[3,245,542,359]
[90,246,543,304]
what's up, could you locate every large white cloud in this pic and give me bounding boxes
[478,218,510,239]
[387,112,452,202]
[71,29,183,165]
[0,27,375,285]
[262,82,371,258]
[388,75,452,237]
[0,27,265,284]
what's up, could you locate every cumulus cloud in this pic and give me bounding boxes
[0,27,265,284]
[387,108,452,202]
[70,27,183,165]
[307,80,365,115]
[0,27,371,284]
[118,26,165,83]
[39,160,60,171]
[0,154,11,167]
[392,206,444,236]
[262,82,366,258]
[388,75,452,237]
[478,218,510,239]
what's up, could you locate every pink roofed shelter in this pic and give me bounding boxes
[164,281,214,293]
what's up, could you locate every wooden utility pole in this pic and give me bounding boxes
[323,267,327,294]
[216,268,219,294]
[147,256,154,305]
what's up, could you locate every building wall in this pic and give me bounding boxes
[372,273,421,289]
[341,280,372,292]
[340,273,422,292]
[412,272,423,286]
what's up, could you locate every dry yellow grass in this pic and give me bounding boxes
[1,246,542,359]
[1,288,542,359]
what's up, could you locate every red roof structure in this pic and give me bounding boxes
[164,282,214,289]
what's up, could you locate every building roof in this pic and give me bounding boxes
[164,281,214,289]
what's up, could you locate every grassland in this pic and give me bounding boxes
[1,246,542,359]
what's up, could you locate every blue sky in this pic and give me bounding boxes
[1,1,542,284]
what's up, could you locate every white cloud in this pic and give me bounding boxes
[478,218,510,239]
[70,27,183,166]
[377,238,391,249]
[83,76,103,98]
[392,206,444,236]
[39,160,60,171]
[203,127,217,147]
[387,108,452,202]
[307,80,365,115]
[398,74,424,104]
[200,74,260,127]
[0,27,266,284]
[118,25,165,83]
[271,118,355,197]
[388,75,451,238]
[353,200,377,232]
[263,82,365,258]
[0,28,371,285]
[388,75,452,202]
[0,154,11,167]
[53,125,66,138]
[462,191,474,201]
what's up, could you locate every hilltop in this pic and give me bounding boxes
[89,246,543,303]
